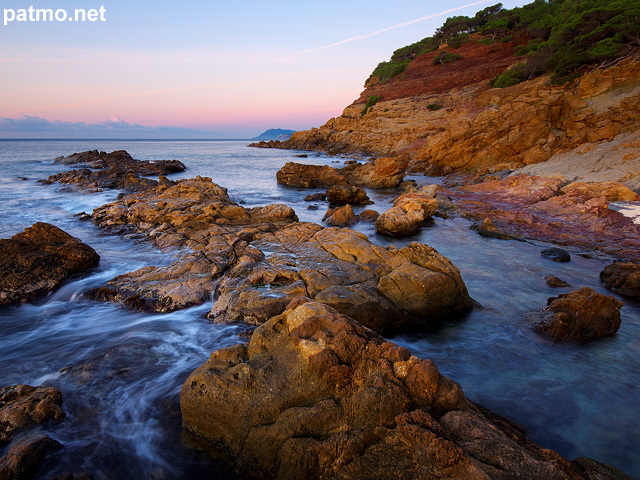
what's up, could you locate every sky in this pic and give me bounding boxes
[1,0,531,138]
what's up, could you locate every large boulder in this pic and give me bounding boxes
[325,184,370,205]
[0,385,65,444]
[0,223,100,305]
[340,156,407,188]
[209,224,473,335]
[182,300,622,480]
[0,434,63,480]
[375,189,438,237]
[276,157,407,190]
[529,287,623,342]
[600,262,640,297]
[276,162,348,188]
[375,204,426,236]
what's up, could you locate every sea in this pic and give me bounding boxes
[0,139,638,479]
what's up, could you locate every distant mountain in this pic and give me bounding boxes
[251,129,296,141]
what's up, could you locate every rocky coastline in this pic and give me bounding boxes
[1,149,638,479]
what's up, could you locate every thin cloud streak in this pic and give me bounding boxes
[304,0,491,53]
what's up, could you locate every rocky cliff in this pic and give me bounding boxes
[277,39,640,176]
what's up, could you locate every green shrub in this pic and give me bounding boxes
[427,103,443,111]
[369,60,409,83]
[361,96,382,116]
[432,51,463,66]
[448,33,471,48]
[366,0,640,89]
[490,63,527,88]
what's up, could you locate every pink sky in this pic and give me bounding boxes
[1,0,529,137]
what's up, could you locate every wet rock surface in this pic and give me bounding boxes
[0,434,63,480]
[600,262,640,298]
[86,175,472,334]
[443,174,640,262]
[209,223,473,335]
[545,275,571,288]
[45,150,185,193]
[529,287,623,342]
[541,247,571,263]
[182,299,623,480]
[0,385,65,444]
[88,176,298,312]
[0,223,100,305]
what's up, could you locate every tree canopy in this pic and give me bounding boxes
[368,0,640,86]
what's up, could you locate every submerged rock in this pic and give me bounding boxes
[470,217,514,240]
[0,384,65,444]
[545,275,571,288]
[600,261,640,298]
[182,299,623,480]
[541,247,571,262]
[0,223,100,305]
[529,287,623,342]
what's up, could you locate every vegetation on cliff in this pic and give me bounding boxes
[369,0,640,86]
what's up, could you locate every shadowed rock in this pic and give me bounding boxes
[529,287,623,342]
[0,223,100,305]
[0,385,65,444]
[46,150,185,193]
[326,184,370,205]
[276,157,407,190]
[600,261,640,297]
[541,247,571,262]
[0,434,63,480]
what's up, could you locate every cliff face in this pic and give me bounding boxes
[285,40,640,175]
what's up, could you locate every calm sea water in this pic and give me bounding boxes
[0,139,638,479]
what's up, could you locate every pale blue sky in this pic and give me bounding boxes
[1,0,531,137]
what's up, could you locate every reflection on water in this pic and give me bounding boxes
[0,140,638,478]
